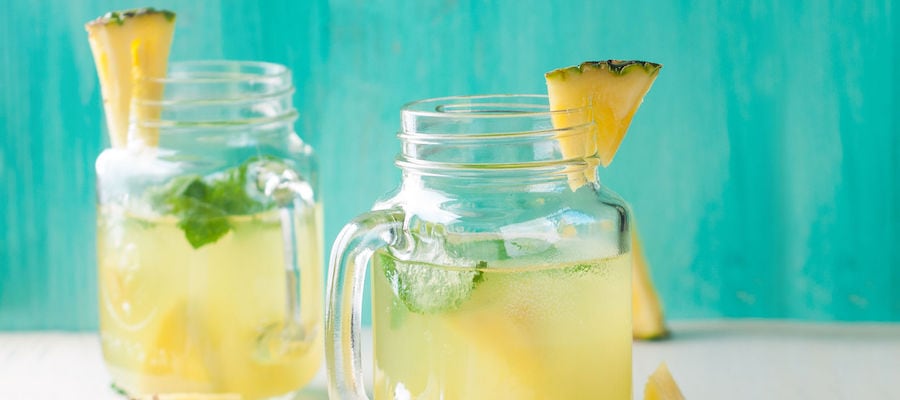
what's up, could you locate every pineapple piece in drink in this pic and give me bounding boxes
[140,301,211,390]
[97,210,213,393]
[371,254,542,399]
[98,210,322,398]
[436,308,543,399]
[372,252,632,399]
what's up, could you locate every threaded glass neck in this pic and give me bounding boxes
[130,60,297,139]
[397,95,598,179]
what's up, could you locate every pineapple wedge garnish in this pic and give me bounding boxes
[644,362,686,400]
[546,60,669,340]
[545,60,661,166]
[86,8,175,148]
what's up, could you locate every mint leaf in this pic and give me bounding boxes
[109,383,128,396]
[381,253,487,314]
[147,158,279,249]
[206,163,267,215]
[473,260,487,284]
[172,192,231,249]
[179,215,230,248]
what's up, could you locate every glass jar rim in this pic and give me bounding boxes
[402,94,589,119]
[396,94,599,176]
[139,60,291,85]
[129,60,297,131]
[399,94,594,140]
[133,60,294,107]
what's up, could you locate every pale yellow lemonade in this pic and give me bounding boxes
[97,204,322,399]
[372,250,632,400]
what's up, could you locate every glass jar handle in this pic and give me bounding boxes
[251,161,318,356]
[325,209,404,399]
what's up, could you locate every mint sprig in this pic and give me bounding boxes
[381,254,487,314]
[149,159,277,249]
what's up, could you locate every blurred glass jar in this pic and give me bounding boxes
[95,61,322,399]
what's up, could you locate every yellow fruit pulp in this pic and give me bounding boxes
[545,60,661,166]
[97,205,323,399]
[372,251,633,400]
[632,225,670,340]
[644,362,686,400]
[86,9,175,148]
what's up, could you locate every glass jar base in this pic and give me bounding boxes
[106,363,321,400]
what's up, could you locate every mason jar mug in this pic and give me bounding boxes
[95,61,322,399]
[326,95,633,400]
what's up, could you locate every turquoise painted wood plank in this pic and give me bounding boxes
[0,0,897,330]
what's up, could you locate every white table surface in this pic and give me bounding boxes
[1,320,898,400]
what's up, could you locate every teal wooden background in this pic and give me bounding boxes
[1,0,897,330]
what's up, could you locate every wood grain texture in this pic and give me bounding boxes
[0,0,897,329]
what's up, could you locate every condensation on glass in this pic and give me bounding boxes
[326,95,633,400]
[95,61,322,399]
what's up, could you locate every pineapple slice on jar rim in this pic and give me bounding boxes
[545,60,669,340]
[85,8,176,148]
[545,60,662,167]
